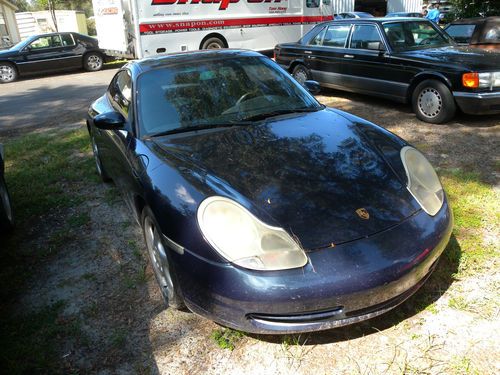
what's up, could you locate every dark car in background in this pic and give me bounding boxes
[444,17,500,50]
[0,32,106,83]
[275,18,500,123]
[385,12,422,18]
[87,50,452,334]
[0,144,14,233]
[334,12,373,19]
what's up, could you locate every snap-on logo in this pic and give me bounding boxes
[151,0,281,11]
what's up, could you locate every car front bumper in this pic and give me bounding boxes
[453,91,500,115]
[173,200,453,334]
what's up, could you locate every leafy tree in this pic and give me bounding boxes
[448,0,500,19]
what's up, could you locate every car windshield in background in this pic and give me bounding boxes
[137,56,321,137]
[383,21,453,51]
[445,24,476,43]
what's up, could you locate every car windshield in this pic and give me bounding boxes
[383,21,454,51]
[137,56,321,137]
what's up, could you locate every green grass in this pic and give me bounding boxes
[211,328,245,350]
[439,169,499,277]
[0,301,83,374]
[0,128,95,373]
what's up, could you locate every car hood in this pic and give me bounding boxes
[0,48,17,58]
[150,109,420,249]
[394,46,500,70]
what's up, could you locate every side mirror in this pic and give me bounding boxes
[94,111,125,130]
[304,80,321,95]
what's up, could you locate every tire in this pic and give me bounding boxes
[0,62,18,83]
[83,52,104,72]
[201,37,225,50]
[0,174,14,233]
[412,79,456,124]
[141,206,185,310]
[292,64,310,86]
[90,134,111,182]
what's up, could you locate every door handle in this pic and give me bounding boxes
[304,50,312,54]
[344,54,354,58]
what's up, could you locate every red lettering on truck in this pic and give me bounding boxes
[151,0,241,10]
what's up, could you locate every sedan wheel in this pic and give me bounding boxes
[91,135,111,182]
[292,64,310,86]
[142,207,184,309]
[0,175,14,233]
[412,79,456,124]
[0,63,17,83]
[84,53,103,72]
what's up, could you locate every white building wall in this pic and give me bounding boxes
[332,0,354,14]
[15,10,86,40]
[387,0,423,13]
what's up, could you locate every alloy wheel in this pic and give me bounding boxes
[0,65,15,82]
[144,216,175,301]
[0,181,12,222]
[87,55,102,70]
[418,88,442,118]
[91,137,102,176]
[293,68,308,85]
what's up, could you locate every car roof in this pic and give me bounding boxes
[332,17,427,23]
[449,16,499,25]
[129,49,264,74]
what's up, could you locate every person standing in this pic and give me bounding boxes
[426,4,441,24]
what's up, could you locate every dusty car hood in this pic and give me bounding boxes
[394,46,500,71]
[150,109,420,249]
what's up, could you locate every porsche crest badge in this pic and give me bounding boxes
[356,208,370,220]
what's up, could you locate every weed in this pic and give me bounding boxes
[211,328,244,350]
[110,328,128,348]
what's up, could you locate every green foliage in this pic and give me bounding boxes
[211,328,245,350]
[30,0,94,17]
[448,0,500,19]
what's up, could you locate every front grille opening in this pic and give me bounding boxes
[247,306,344,323]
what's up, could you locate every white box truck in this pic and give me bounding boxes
[92,0,333,59]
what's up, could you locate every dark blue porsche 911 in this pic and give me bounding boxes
[87,50,452,334]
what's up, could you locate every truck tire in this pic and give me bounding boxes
[0,62,17,83]
[201,37,225,49]
[412,79,456,124]
[83,52,104,72]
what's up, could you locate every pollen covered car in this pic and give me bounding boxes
[87,50,452,334]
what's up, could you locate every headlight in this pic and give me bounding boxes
[400,146,444,216]
[197,196,308,271]
[462,72,500,89]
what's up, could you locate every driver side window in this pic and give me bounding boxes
[109,70,132,117]
[29,35,62,50]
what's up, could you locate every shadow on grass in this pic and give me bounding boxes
[249,234,461,345]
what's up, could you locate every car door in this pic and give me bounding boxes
[17,35,68,74]
[100,70,142,211]
[59,33,84,68]
[304,23,352,89]
[342,23,409,101]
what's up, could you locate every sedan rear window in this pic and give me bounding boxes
[383,21,453,51]
[445,24,476,43]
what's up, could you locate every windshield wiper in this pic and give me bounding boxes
[241,106,322,122]
[146,121,253,138]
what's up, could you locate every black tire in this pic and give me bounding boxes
[83,52,104,72]
[0,62,18,83]
[90,134,111,182]
[292,64,311,86]
[201,37,225,50]
[0,174,14,233]
[412,79,456,124]
[141,206,185,310]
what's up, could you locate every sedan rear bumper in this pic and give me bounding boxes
[453,91,500,115]
[174,201,453,334]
